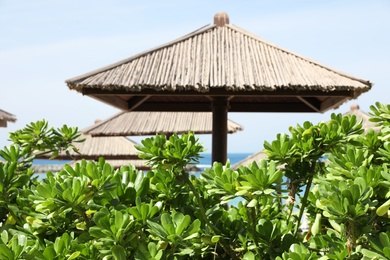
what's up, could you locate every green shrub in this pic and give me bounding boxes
[1,102,390,259]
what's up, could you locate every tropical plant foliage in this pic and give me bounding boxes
[1,103,390,259]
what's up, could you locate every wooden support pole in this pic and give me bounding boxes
[211,97,229,164]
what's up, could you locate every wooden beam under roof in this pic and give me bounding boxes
[82,88,357,97]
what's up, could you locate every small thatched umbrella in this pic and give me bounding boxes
[84,111,243,136]
[0,109,16,127]
[38,122,149,169]
[66,12,372,163]
[53,133,140,160]
[344,104,380,132]
[35,133,149,170]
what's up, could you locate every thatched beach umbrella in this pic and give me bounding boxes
[0,109,16,128]
[40,119,140,161]
[344,104,380,132]
[53,133,140,160]
[38,133,149,170]
[66,12,372,163]
[84,111,243,136]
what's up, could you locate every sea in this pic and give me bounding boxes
[195,153,252,170]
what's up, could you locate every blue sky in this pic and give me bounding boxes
[1,0,389,154]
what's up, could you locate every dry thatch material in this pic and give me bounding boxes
[65,12,373,163]
[84,111,243,136]
[67,14,372,107]
[344,104,380,132]
[44,134,141,160]
[0,109,16,128]
[35,134,150,170]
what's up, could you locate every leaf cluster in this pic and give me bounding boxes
[2,104,390,259]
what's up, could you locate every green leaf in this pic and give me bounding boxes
[147,220,168,239]
[311,213,322,237]
[176,248,194,256]
[43,245,56,260]
[183,219,200,239]
[112,245,127,260]
[247,199,258,207]
[136,177,150,197]
[115,210,124,231]
[161,213,175,235]
[54,233,70,254]
[36,184,53,199]
[128,207,142,220]
[350,184,361,204]
[175,214,190,236]
[71,177,82,198]
[62,189,73,203]
[0,244,13,260]
[11,234,27,258]
[67,251,81,260]
[380,232,390,248]
[384,247,390,258]
[89,227,107,238]
[361,249,387,260]
[243,251,255,260]
[211,235,221,243]
[1,231,8,244]
[376,199,390,216]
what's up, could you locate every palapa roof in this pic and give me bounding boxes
[46,133,141,160]
[66,12,372,113]
[35,133,151,170]
[66,12,373,163]
[0,109,16,127]
[84,111,243,136]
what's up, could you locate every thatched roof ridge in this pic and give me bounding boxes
[84,111,243,136]
[66,22,372,94]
